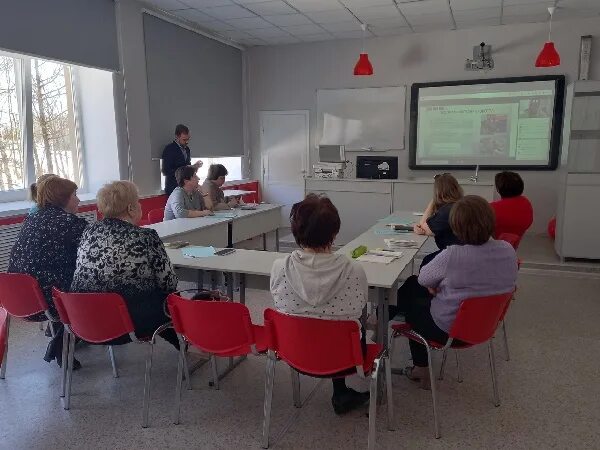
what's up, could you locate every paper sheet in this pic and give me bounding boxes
[356,254,396,264]
[182,246,216,258]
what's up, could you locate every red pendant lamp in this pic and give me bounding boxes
[535,7,560,67]
[354,23,373,76]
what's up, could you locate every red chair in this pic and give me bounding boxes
[147,208,165,224]
[0,308,7,377]
[391,293,513,438]
[497,232,522,361]
[167,293,266,424]
[0,273,58,380]
[53,288,171,428]
[261,309,394,450]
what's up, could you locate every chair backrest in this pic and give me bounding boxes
[0,307,8,359]
[263,308,365,376]
[147,208,165,224]
[0,273,49,318]
[52,289,135,343]
[498,232,521,250]
[167,293,257,356]
[449,293,514,345]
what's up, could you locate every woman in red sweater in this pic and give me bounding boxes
[490,171,533,247]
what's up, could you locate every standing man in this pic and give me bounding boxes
[161,124,202,196]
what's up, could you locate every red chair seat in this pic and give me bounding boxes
[391,323,472,350]
[253,324,267,353]
[362,343,384,373]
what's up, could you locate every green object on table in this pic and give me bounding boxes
[351,245,368,259]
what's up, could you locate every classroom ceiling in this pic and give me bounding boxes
[145,0,600,47]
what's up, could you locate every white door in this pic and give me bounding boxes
[260,110,309,226]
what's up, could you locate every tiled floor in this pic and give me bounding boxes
[2,271,600,449]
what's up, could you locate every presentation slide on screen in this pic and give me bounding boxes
[415,80,556,167]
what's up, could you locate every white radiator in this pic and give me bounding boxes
[0,210,97,273]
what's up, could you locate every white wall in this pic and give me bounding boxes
[246,17,600,233]
[77,67,120,193]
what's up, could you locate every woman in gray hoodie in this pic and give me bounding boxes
[270,194,369,415]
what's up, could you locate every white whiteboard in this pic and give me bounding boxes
[317,86,406,151]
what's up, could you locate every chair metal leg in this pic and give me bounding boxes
[488,341,500,407]
[183,342,192,390]
[48,321,56,338]
[290,368,301,408]
[438,350,447,381]
[384,355,395,431]
[0,315,10,380]
[502,321,510,361]
[455,351,463,383]
[64,328,76,410]
[368,359,379,450]
[60,329,69,397]
[141,343,154,428]
[108,346,119,378]
[262,353,276,449]
[174,345,185,425]
[39,321,44,331]
[427,348,441,439]
[210,354,220,390]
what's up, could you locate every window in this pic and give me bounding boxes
[0,51,81,201]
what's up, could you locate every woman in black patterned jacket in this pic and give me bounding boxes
[8,176,88,365]
[71,181,179,347]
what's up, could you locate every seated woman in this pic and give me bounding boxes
[202,164,239,210]
[71,181,179,347]
[28,173,56,215]
[401,196,518,389]
[490,171,533,246]
[164,165,214,221]
[8,176,88,367]
[270,194,369,415]
[413,173,464,267]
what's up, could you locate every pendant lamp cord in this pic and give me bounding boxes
[548,7,555,41]
[361,23,367,53]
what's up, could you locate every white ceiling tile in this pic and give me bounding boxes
[367,16,408,28]
[194,19,237,31]
[405,11,452,25]
[246,1,298,16]
[352,4,402,21]
[342,0,395,7]
[305,9,356,23]
[247,27,290,38]
[503,0,552,5]
[219,29,254,39]
[203,4,256,19]
[502,3,552,17]
[320,21,363,32]
[172,8,215,22]
[399,0,449,16]
[280,23,328,35]
[263,35,302,44]
[262,13,314,26]
[455,18,501,29]
[558,0,600,8]
[238,37,267,46]
[146,0,189,11]
[299,33,337,41]
[285,0,344,12]
[450,0,499,10]
[412,23,453,32]
[370,26,412,36]
[235,0,274,3]
[501,13,550,24]
[180,0,233,7]
[452,7,500,21]
[331,30,366,39]
[225,16,274,28]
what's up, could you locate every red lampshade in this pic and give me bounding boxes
[353,53,373,76]
[535,41,560,67]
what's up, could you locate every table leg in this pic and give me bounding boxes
[275,228,280,252]
[262,233,267,251]
[226,272,234,301]
[227,223,233,248]
[211,271,218,290]
[197,270,204,290]
[376,288,390,348]
[239,273,246,305]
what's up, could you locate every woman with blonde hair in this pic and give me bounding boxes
[8,176,88,367]
[71,181,179,347]
[28,173,57,215]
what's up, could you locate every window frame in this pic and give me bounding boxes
[0,49,85,203]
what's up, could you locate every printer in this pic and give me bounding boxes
[313,145,346,179]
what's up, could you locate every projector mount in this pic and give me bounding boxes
[465,42,494,71]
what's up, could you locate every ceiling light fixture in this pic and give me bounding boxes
[535,6,560,68]
[353,23,373,76]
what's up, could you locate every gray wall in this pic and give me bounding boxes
[246,17,600,233]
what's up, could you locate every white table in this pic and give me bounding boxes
[336,212,428,347]
[144,217,230,247]
[227,204,282,250]
[222,189,256,197]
